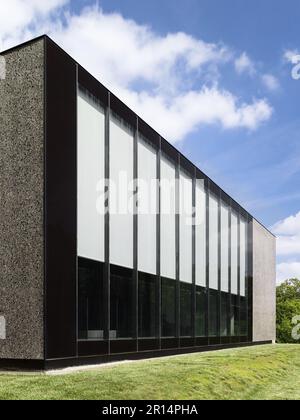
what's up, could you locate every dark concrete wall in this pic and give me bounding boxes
[0,40,44,359]
[252,220,276,343]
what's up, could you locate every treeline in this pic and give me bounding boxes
[276,279,300,343]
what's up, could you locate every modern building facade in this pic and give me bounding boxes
[0,36,276,369]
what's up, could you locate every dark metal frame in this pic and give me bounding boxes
[44,37,77,360]
[44,35,257,362]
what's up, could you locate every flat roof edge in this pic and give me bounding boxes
[0,35,47,56]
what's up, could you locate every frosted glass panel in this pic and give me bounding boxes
[221,202,229,292]
[209,193,219,290]
[195,180,206,286]
[109,114,134,269]
[179,172,193,283]
[160,155,176,280]
[138,137,157,275]
[78,90,105,262]
[240,219,246,297]
[231,213,238,295]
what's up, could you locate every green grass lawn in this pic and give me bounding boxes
[0,344,299,400]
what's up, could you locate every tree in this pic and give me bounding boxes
[276,279,300,343]
[277,278,300,300]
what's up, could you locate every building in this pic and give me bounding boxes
[0,36,276,370]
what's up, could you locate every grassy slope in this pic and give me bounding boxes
[0,344,299,400]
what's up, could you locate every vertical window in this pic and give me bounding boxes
[231,295,240,336]
[78,89,105,262]
[231,212,238,295]
[78,258,104,340]
[209,290,218,337]
[179,171,193,283]
[160,155,176,280]
[240,217,248,337]
[180,282,192,337]
[209,193,219,290]
[195,286,206,337]
[109,114,134,269]
[138,137,157,275]
[221,202,229,293]
[195,179,206,287]
[221,293,230,337]
[240,218,247,297]
[179,171,193,337]
[240,297,248,336]
[138,273,157,338]
[110,265,135,339]
[195,180,207,337]
[161,278,176,337]
[230,212,239,336]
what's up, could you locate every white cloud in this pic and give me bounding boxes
[261,74,280,92]
[272,211,300,256]
[276,235,300,256]
[0,2,273,143]
[284,49,300,64]
[271,211,300,283]
[234,52,256,76]
[49,6,231,94]
[117,87,272,142]
[0,0,68,47]
[235,53,280,93]
[277,262,300,284]
[272,211,300,236]
[49,6,273,141]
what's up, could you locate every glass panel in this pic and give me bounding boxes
[160,155,176,280]
[221,292,230,337]
[195,180,206,287]
[231,212,238,295]
[179,171,193,283]
[221,202,229,292]
[240,218,247,297]
[240,296,248,336]
[110,265,135,339]
[209,193,219,290]
[231,295,240,336]
[209,290,218,337]
[138,273,157,338]
[138,137,157,275]
[161,277,176,337]
[78,89,105,262]
[78,258,104,340]
[180,282,192,336]
[196,286,206,337]
[109,114,134,269]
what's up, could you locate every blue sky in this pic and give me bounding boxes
[91,0,300,222]
[71,0,300,218]
[0,0,299,281]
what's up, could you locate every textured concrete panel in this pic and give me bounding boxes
[0,40,44,359]
[252,220,276,342]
